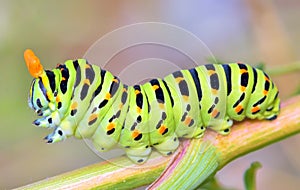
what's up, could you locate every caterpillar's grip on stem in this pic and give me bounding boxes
[24,49,44,78]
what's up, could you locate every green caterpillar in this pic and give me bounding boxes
[24,49,280,164]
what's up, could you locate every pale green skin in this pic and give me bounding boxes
[28,60,280,164]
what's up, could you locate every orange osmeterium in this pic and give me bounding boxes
[24,49,44,78]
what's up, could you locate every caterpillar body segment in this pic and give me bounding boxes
[25,49,280,164]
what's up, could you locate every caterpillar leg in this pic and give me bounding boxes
[32,111,60,128]
[125,146,152,164]
[210,117,233,135]
[153,134,180,156]
[44,127,66,143]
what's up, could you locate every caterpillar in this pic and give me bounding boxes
[24,49,280,164]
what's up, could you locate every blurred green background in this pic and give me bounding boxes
[1,0,300,189]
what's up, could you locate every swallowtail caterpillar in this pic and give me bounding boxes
[24,49,280,164]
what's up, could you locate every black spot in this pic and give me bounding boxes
[241,72,249,88]
[251,68,258,93]
[36,98,42,108]
[161,128,168,135]
[222,64,232,96]
[108,115,116,123]
[134,85,143,109]
[181,112,188,122]
[237,108,244,115]
[107,128,115,135]
[131,122,137,131]
[45,70,56,93]
[205,64,215,70]
[48,118,52,124]
[109,77,120,97]
[150,79,165,103]
[210,73,219,90]
[92,107,97,113]
[189,68,202,102]
[233,92,245,108]
[162,80,174,107]
[208,104,215,114]
[214,97,219,104]
[188,119,194,127]
[161,112,167,120]
[85,64,95,83]
[253,96,267,107]
[58,130,63,136]
[167,152,173,156]
[90,70,106,103]
[80,84,89,100]
[134,133,143,141]
[145,145,149,148]
[98,99,108,108]
[137,159,144,163]
[186,104,191,111]
[156,120,163,129]
[174,137,177,142]
[137,115,142,123]
[88,117,97,126]
[223,128,230,133]
[71,109,77,116]
[38,79,49,102]
[57,102,62,109]
[125,146,130,148]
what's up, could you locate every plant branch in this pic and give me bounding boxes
[17,96,300,190]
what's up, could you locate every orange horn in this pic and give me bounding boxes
[24,49,44,78]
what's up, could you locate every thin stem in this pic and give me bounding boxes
[267,61,300,76]
[17,96,300,190]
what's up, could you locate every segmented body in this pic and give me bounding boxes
[27,56,280,164]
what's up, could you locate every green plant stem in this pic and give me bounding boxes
[267,61,300,76]
[17,96,300,190]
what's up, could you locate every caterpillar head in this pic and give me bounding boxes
[24,49,56,116]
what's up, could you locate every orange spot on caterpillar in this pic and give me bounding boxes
[136,106,142,114]
[152,85,159,91]
[122,88,127,92]
[211,109,219,118]
[105,93,111,100]
[71,102,78,110]
[158,125,167,135]
[89,114,98,122]
[24,49,44,78]
[208,70,216,76]
[131,130,140,139]
[112,78,119,83]
[211,89,218,95]
[84,79,91,85]
[263,90,268,95]
[135,90,140,95]
[119,103,123,109]
[85,64,91,69]
[235,105,243,113]
[264,76,270,82]
[240,69,247,74]
[175,77,184,83]
[56,95,61,102]
[240,86,246,92]
[251,106,260,113]
[106,122,115,131]
[184,116,192,126]
[159,103,165,109]
[182,95,189,102]
[61,77,66,81]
